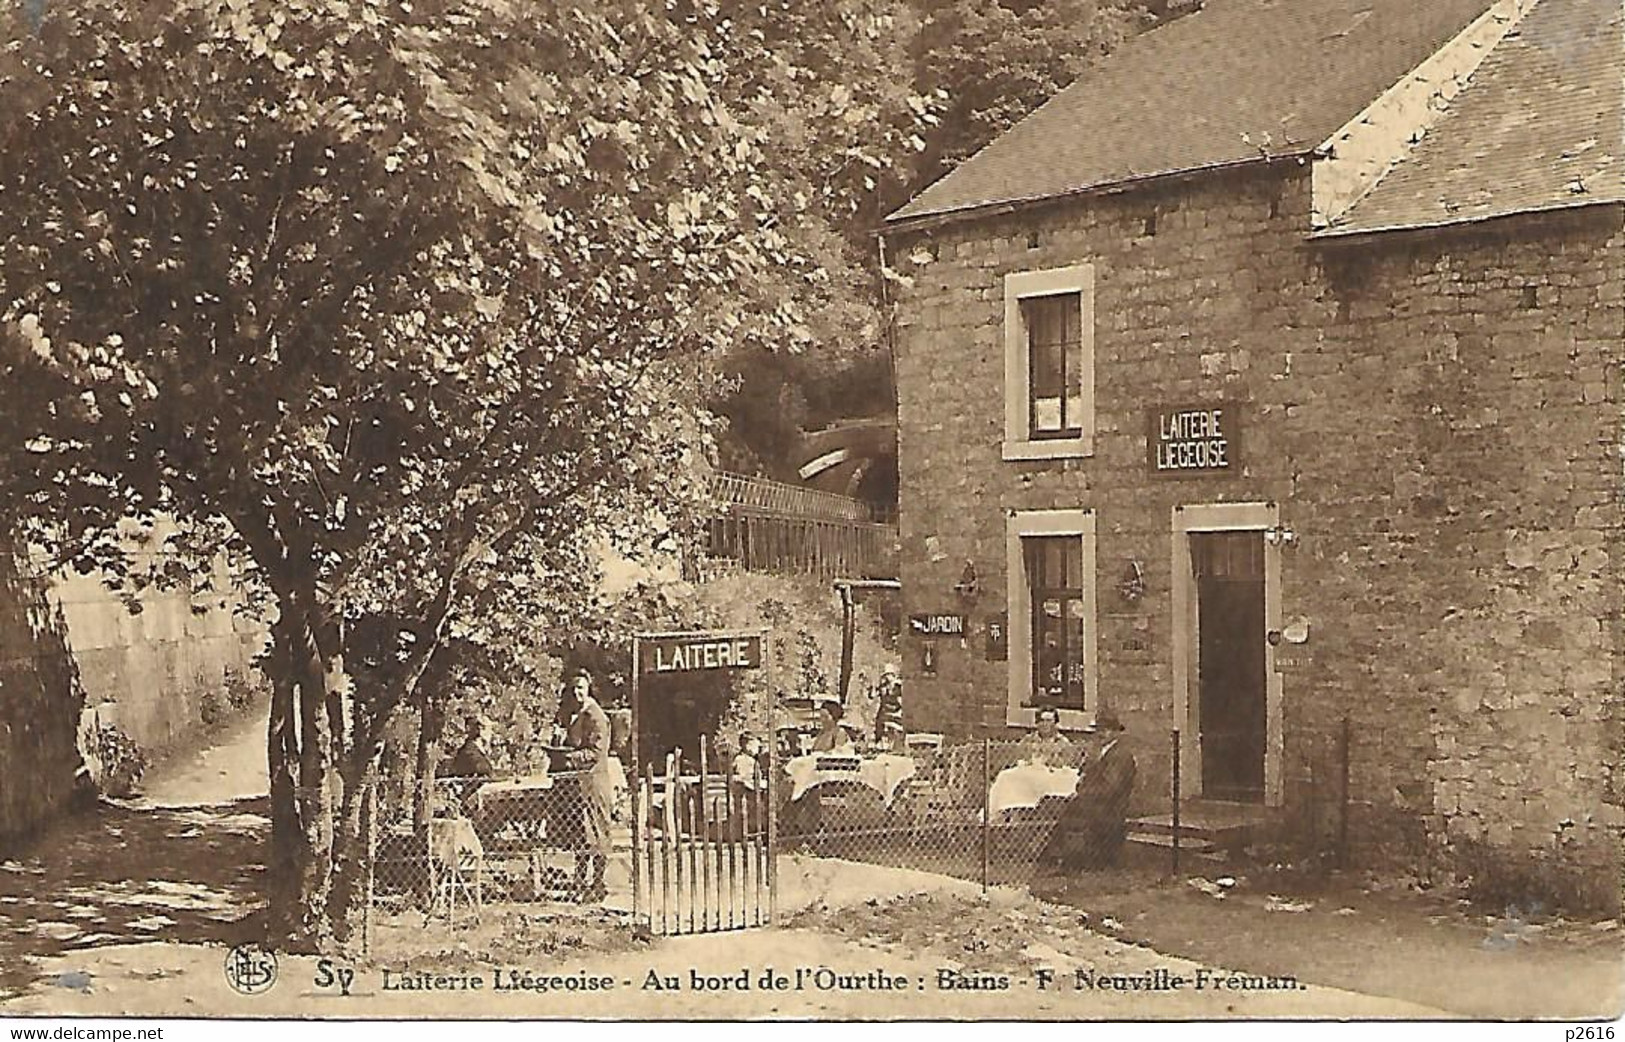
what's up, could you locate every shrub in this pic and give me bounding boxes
[222,666,262,713]
[94,724,148,798]
[199,687,230,729]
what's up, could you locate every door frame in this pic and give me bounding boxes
[1170,502,1283,807]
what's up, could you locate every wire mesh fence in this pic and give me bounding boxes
[774,734,1146,889]
[366,767,635,942]
[360,726,1211,953]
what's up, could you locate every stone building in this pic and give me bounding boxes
[883,0,1623,907]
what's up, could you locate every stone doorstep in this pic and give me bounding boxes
[1124,830,1226,861]
[1127,799,1274,853]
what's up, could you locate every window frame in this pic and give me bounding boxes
[1003,264,1096,460]
[1006,508,1098,730]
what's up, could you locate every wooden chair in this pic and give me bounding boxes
[426,815,485,922]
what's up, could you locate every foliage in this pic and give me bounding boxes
[0,0,839,945]
[198,687,229,730]
[902,0,1149,188]
[716,0,1161,475]
[199,665,265,729]
[91,723,148,798]
[223,665,262,713]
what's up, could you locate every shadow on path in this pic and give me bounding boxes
[0,795,267,1001]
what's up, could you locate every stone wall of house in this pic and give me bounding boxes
[0,533,265,843]
[887,165,1622,907]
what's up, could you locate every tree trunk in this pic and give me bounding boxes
[261,584,350,950]
[262,564,458,950]
[414,696,446,835]
[264,641,304,940]
[325,750,376,948]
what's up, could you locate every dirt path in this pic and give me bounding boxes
[0,707,271,1005]
[141,706,270,807]
[1036,867,1624,1020]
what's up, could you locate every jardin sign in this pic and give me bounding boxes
[909,613,966,637]
[638,631,765,674]
[1147,403,1241,474]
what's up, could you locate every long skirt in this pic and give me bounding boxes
[550,775,613,856]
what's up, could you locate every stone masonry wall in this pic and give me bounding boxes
[0,532,266,844]
[45,546,266,755]
[888,165,1622,907]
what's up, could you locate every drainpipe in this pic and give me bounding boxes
[837,581,856,705]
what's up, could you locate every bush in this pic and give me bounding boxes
[199,687,230,729]
[199,667,267,730]
[223,666,261,713]
[94,724,148,798]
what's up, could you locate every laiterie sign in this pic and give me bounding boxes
[1148,403,1241,474]
[639,632,764,674]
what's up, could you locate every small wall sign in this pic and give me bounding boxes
[985,612,1008,661]
[909,613,966,637]
[1148,403,1241,474]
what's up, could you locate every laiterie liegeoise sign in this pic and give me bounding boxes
[639,632,764,674]
[1148,403,1240,474]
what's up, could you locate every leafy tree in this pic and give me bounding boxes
[716,0,1165,478]
[901,0,1149,197]
[0,0,820,946]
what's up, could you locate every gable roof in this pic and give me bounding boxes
[1322,0,1625,236]
[887,0,1499,226]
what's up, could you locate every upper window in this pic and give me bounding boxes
[1003,264,1095,460]
[1022,294,1085,440]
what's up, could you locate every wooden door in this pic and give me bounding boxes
[1192,531,1266,803]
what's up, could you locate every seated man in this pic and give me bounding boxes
[442,717,500,843]
[445,718,495,788]
[1042,710,1137,870]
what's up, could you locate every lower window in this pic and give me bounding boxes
[1025,535,1086,710]
[1006,509,1097,728]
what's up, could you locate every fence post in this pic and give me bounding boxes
[631,639,641,931]
[1171,729,1181,876]
[363,781,376,957]
[1338,715,1351,869]
[765,630,778,926]
[981,737,991,894]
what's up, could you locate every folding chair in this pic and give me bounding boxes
[426,815,485,922]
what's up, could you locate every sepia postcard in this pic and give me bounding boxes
[0,0,1621,1025]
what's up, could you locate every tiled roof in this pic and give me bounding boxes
[887,0,1499,225]
[1323,0,1625,236]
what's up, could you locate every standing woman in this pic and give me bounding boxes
[559,668,615,902]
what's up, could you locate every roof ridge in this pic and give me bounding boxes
[886,0,1502,227]
[1311,0,1546,230]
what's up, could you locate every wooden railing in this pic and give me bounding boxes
[710,472,875,523]
[702,473,897,580]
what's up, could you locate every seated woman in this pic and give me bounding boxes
[810,702,856,755]
[1021,706,1079,768]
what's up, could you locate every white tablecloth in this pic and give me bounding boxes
[988,762,1080,818]
[785,753,917,805]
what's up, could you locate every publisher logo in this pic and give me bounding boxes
[225,942,278,995]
